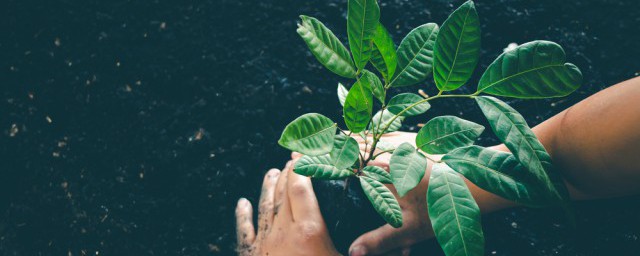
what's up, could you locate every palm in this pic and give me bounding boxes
[350,132,436,255]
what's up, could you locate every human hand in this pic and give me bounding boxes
[235,161,341,256]
[349,132,436,256]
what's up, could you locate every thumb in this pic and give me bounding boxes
[348,224,412,256]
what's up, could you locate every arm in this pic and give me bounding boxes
[348,77,640,256]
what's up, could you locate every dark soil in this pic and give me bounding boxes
[1,0,639,255]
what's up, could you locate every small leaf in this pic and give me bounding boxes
[370,23,398,80]
[344,76,374,133]
[338,82,348,106]
[370,110,404,134]
[390,143,427,197]
[390,23,439,87]
[330,134,360,170]
[476,96,572,213]
[477,40,582,99]
[363,166,392,184]
[362,70,385,104]
[433,0,481,91]
[428,163,484,256]
[347,0,380,70]
[295,155,354,179]
[387,93,431,116]
[297,15,357,78]
[443,145,549,207]
[416,116,484,154]
[376,140,396,153]
[278,113,337,156]
[360,176,403,228]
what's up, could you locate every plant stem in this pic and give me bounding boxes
[363,93,476,165]
[424,154,441,163]
[378,93,474,136]
[371,149,394,160]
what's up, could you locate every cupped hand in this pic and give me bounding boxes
[235,161,340,256]
[349,132,437,256]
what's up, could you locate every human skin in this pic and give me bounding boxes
[236,76,640,255]
[235,161,341,256]
[347,76,640,255]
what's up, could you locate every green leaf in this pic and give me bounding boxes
[362,70,385,104]
[278,113,337,156]
[344,76,374,133]
[428,163,484,256]
[390,23,439,87]
[297,15,357,78]
[390,143,427,197]
[360,176,403,228]
[475,96,571,207]
[387,93,431,116]
[330,134,360,170]
[443,145,549,207]
[416,116,484,154]
[433,1,481,91]
[477,40,582,99]
[294,155,355,179]
[363,166,392,184]
[338,82,348,106]
[370,23,398,81]
[370,110,404,134]
[376,140,396,153]
[347,0,380,70]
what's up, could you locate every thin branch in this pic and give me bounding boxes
[375,93,476,140]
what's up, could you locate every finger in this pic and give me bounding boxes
[274,161,293,222]
[349,224,416,256]
[235,198,256,247]
[257,168,280,237]
[291,152,303,160]
[286,163,322,221]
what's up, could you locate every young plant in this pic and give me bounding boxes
[279,0,582,255]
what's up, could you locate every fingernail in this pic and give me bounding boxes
[350,246,366,256]
[267,168,280,178]
[238,198,249,207]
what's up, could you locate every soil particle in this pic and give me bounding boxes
[0,0,639,255]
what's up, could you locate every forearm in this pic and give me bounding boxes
[459,76,640,214]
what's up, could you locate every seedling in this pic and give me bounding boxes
[279,1,582,255]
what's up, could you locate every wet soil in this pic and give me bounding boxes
[1,0,639,255]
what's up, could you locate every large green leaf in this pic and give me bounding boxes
[295,155,354,179]
[370,110,404,135]
[428,163,484,256]
[337,82,348,106]
[390,23,439,87]
[370,23,398,81]
[433,1,481,91]
[477,41,582,99]
[347,0,380,70]
[363,166,392,184]
[475,96,571,207]
[362,70,385,104]
[387,93,431,116]
[360,176,403,228]
[330,134,360,170]
[278,113,337,156]
[443,145,549,207]
[344,76,373,133]
[390,143,427,197]
[416,116,484,154]
[297,15,357,78]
